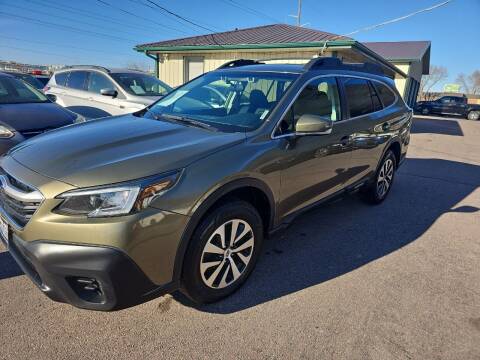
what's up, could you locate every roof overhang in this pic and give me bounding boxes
[135,39,407,79]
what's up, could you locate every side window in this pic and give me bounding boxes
[54,72,69,87]
[343,78,374,117]
[374,82,396,108]
[66,71,88,90]
[277,77,340,135]
[87,72,115,94]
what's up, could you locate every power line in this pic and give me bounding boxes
[0,45,84,61]
[0,35,133,56]
[3,3,157,40]
[24,0,180,35]
[128,0,223,32]
[220,0,280,23]
[341,0,453,38]
[320,0,453,53]
[94,0,191,35]
[0,11,139,43]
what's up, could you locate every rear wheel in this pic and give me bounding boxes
[467,111,479,121]
[362,150,397,204]
[181,200,263,304]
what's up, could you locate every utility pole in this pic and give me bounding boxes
[296,0,302,26]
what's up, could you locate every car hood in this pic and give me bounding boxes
[0,102,75,132]
[9,114,245,187]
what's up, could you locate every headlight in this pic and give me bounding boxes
[0,125,14,138]
[55,172,180,217]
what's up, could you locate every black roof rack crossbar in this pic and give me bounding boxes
[304,57,384,76]
[60,65,110,72]
[217,59,264,69]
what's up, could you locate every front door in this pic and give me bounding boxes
[86,71,126,118]
[277,76,352,217]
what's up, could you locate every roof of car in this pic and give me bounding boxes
[55,66,149,74]
[217,63,305,74]
[0,72,16,78]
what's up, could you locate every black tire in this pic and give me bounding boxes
[181,200,263,304]
[467,111,479,121]
[362,150,397,204]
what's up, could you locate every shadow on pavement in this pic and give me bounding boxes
[175,157,479,313]
[411,116,464,136]
[0,251,23,280]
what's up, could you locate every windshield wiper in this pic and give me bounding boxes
[155,113,215,131]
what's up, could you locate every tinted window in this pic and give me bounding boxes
[369,82,382,112]
[375,82,396,108]
[343,78,374,117]
[87,72,115,93]
[66,71,88,90]
[110,73,172,96]
[55,72,69,86]
[0,76,48,104]
[278,77,341,135]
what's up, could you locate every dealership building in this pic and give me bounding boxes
[135,24,431,107]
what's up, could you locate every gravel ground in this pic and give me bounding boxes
[0,115,479,360]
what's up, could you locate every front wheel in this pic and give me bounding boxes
[181,200,263,304]
[467,111,480,121]
[362,150,397,204]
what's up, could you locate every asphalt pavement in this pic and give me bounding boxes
[0,115,479,359]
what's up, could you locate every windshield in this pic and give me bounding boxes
[146,71,298,131]
[11,73,44,90]
[0,76,49,104]
[111,72,172,97]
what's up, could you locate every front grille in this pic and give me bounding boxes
[0,170,42,228]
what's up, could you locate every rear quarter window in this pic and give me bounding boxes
[374,82,396,108]
[54,72,69,86]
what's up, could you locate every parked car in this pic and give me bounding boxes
[1,58,411,310]
[0,72,84,155]
[44,66,172,119]
[34,75,50,88]
[415,95,480,120]
[2,71,45,90]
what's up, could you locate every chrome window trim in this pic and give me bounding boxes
[270,74,399,140]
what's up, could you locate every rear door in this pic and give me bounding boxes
[61,71,91,111]
[338,77,397,185]
[278,76,353,217]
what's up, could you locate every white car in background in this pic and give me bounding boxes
[44,66,172,119]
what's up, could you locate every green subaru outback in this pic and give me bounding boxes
[0,58,411,310]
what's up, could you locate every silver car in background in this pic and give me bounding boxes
[44,66,172,119]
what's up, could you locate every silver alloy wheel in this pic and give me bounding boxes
[468,111,479,120]
[376,158,394,198]
[200,219,254,289]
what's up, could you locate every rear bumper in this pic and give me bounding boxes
[4,234,175,311]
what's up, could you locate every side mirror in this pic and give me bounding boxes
[100,88,118,97]
[296,114,333,135]
[46,94,57,103]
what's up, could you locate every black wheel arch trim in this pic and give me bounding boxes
[172,177,276,283]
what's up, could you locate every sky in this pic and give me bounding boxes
[0,0,479,91]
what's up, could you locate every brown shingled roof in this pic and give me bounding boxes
[137,24,348,48]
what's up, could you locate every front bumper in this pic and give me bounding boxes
[4,234,176,311]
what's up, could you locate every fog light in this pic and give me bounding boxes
[67,277,104,303]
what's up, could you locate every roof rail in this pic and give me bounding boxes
[60,65,110,72]
[217,59,264,69]
[304,57,384,76]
